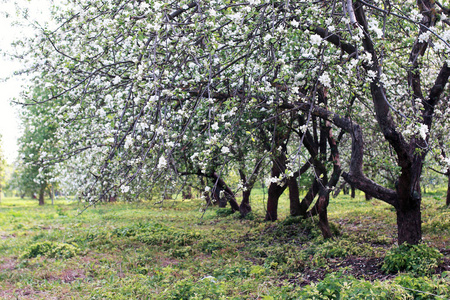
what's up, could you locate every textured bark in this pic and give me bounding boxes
[396,198,422,245]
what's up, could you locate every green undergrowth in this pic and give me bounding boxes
[20,241,80,259]
[0,194,449,299]
[382,243,444,276]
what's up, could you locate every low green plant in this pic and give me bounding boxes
[382,243,443,276]
[170,246,194,258]
[313,239,374,260]
[160,277,227,300]
[197,239,225,254]
[394,274,450,300]
[20,241,80,259]
[261,244,308,272]
[215,208,235,217]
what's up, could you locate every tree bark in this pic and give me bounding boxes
[240,189,252,216]
[447,173,450,206]
[265,153,288,221]
[288,176,301,216]
[265,181,287,221]
[238,169,253,217]
[38,185,45,206]
[317,194,332,239]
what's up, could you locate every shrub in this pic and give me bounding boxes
[382,243,443,276]
[21,241,80,259]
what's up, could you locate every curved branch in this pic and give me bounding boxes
[291,101,398,207]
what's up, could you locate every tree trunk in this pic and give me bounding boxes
[38,185,45,206]
[240,189,252,217]
[396,206,421,245]
[238,169,253,217]
[317,194,332,239]
[288,176,301,216]
[265,153,288,221]
[447,173,450,206]
[265,182,287,221]
[396,171,422,245]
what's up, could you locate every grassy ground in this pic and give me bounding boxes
[0,190,449,299]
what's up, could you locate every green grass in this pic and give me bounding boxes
[0,192,449,299]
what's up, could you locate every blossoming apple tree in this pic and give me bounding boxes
[17,0,450,244]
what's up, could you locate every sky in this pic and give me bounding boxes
[0,0,52,164]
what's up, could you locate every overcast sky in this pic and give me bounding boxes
[0,0,52,163]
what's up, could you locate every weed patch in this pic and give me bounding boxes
[20,241,80,259]
[382,243,444,276]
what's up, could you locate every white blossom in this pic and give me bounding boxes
[113,76,121,85]
[418,123,428,140]
[157,156,167,169]
[310,34,322,46]
[318,72,332,88]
